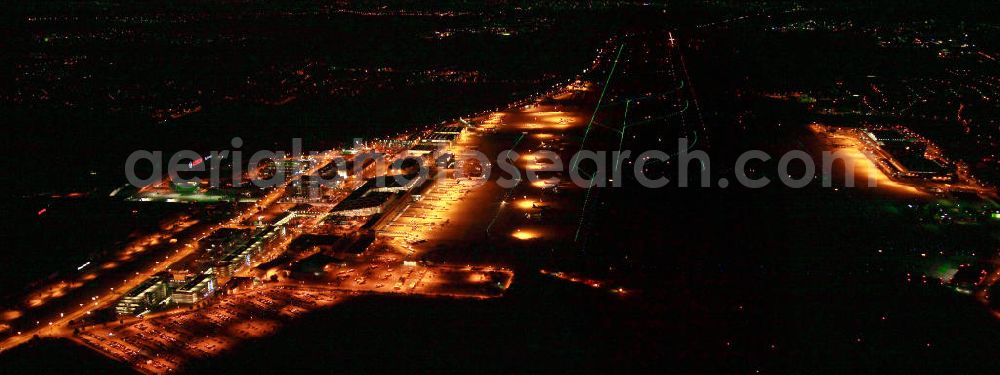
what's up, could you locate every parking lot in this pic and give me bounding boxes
[75,286,342,374]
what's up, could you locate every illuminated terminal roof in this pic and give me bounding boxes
[329,173,422,216]
[866,129,911,144]
[200,228,252,252]
[367,173,423,191]
[177,273,214,293]
[435,126,465,134]
[423,133,459,143]
[123,277,165,298]
[329,191,396,216]
[171,273,217,305]
[863,128,955,179]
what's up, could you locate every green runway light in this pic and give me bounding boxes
[572,43,625,172]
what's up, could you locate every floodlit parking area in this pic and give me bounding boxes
[75,286,342,374]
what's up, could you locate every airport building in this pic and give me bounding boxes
[866,129,911,144]
[289,175,342,202]
[329,191,398,216]
[115,276,170,316]
[216,227,283,282]
[199,228,252,254]
[272,158,315,178]
[171,273,217,305]
[406,123,465,156]
[434,125,465,135]
[328,173,424,216]
[368,173,425,193]
[863,128,956,181]
[288,203,326,216]
[421,132,459,145]
[319,157,376,179]
[406,143,442,157]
